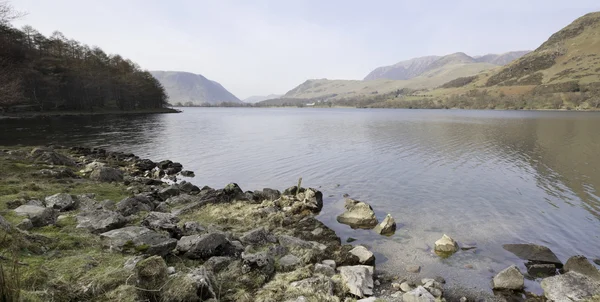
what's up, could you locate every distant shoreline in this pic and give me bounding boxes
[0,107,181,119]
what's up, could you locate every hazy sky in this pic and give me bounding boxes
[12,0,600,99]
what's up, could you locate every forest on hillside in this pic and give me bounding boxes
[0,2,168,113]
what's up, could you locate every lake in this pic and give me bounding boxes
[2,108,600,294]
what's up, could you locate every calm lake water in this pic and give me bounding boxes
[2,108,600,294]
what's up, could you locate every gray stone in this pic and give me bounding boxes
[541,272,600,301]
[180,170,195,177]
[336,199,378,229]
[315,263,336,276]
[163,266,216,301]
[349,246,375,265]
[90,167,123,182]
[123,255,145,270]
[242,251,275,276]
[402,286,436,302]
[279,254,302,271]
[278,235,327,254]
[322,259,336,269]
[527,263,557,277]
[30,147,76,166]
[0,215,11,232]
[178,181,199,194]
[290,275,334,296]
[503,243,563,267]
[181,221,206,236]
[428,288,442,298]
[100,226,177,256]
[493,265,524,290]
[141,211,180,237]
[45,193,76,211]
[339,265,374,298]
[373,213,397,235]
[460,297,467,302]
[297,188,324,213]
[400,282,413,292]
[564,255,600,281]
[434,234,459,255]
[16,219,33,231]
[14,205,57,227]
[177,233,239,260]
[82,161,105,174]
[357,298,377,302]
[116,195,154,216]
[407,265,421,273]
[158,185,180,201]
[76,210,127,234]
[205,256,232,273]
[240,227,277,246]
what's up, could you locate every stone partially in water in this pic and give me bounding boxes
[349,246,375,265]
[434,234,459,257]
[492,265,524,290]
[373,213,397,235]
[402,286,435,302]
[526,263,557,278]
[336,199,378,229]
[502,243,563,267]
[541,272,600,301]
[564,255,600,281]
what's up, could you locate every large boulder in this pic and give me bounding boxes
[373,213,396,235]
[564,255,600,281]
[158,185,180,201]
[116,195,154,216]
[290,275,334,296]
[541,272,600,301]
[349,246,375,265]
[336,199,378,229]
[178,181,200,194]
[90,167,123,182]
[434,234,459,257]
[135,255,167,302]
[296,188,324,213]
[339,265,374,298]
[141,212,181,238]
[14,205,57,227]
[278,235,327,262]
[239,227,278,246]
[45,193,76,212]
[493,265,524,290]
[279,254,303,272]
[76,210,127,233]
[162,266,216,301]
[402,286,436,302]
[0,215,11,232]
[176,233,240,260]
[503,243,563,267]
[82,161,105,174]
[100,226,177,256]
[30,147,76,166]
[222,183,246,201]
[135,159,156,172]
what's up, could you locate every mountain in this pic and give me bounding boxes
[150,71,242,105]
[364,56,440,80]
[474,51,531,65]
[243,94,282,103]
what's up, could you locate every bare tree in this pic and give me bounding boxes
[0,1,25,25]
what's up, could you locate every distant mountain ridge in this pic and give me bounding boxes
[243,94,283,103]
[364,51,530,81]
[150,71,242,105]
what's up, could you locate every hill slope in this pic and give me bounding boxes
[150,71,242,105]
[364,56,440,80]
[243,94,282,103]
[474,51,531,65]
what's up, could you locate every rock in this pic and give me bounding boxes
[14,205,57,227]
[541,272,600,301]
[336,199,378,229]
[178,181,200,194]
[205,256,233,273]
[76,210,127,234]
[116,195,154,216]
[460,297,467,302]
[527,263,557,278]
[223,183,245,201]
[373,214,397,235]
[0,215,12,232]
[434,234,459,256]
[163,266,216,301]
[33,168,77,179]
[181,221,206,236]
[30,147,76,166]
[297,188,324,213]
[100,226,177,256]
[167,266,176,275]
[290,275,334,296]
[402,286,436,302]
[322,259,336,269]
[240,227,278,246]
[278,235,327,254]
[279,254,303,272]
[407,265,421,273]
[45,193,76,212]
[141,212,181,238]
[242,251,275,276]
[594,259,600,266]
[262,188,281,200]
[180,170,195,177]
[492,265,524,290]
[82,161,105,174]
[502,243,563,267]
[135,255,167,302]
[135,159,156,171]
[564,255,600,281]
[349,246,376,265]
[16,219,33,231]
[428,288,443,298]
[158,185,180,201]
[400,282,413,292]
[177,233,240,260]
[90,167,123,182]
[123,255,146,270]
[315,263,336,276]
[357,298,377,302]
[339,265,374,298]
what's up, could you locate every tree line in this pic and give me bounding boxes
[0,2,168,112]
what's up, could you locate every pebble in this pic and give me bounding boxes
[391,291,403,298]
[400,282,412,292]
[346,237,357,243]
[460,297,468,302]
[429,288,443,297]
[167,266,176,275]
[391,282,401,290]
[374,280,380,286]
[407,265,421,273]
[464,264,474,269]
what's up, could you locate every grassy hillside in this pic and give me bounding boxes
[150,71,242,106]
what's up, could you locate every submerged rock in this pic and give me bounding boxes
[339,265,374,298]
[349,246,375,265]
[76,210,127,234]
[45,193,76,212]
[14,205,57,227]
[493,265,524,290]
[564,255,600,281]
[527,263,557,278]
[541,272,600,301]
[434,234,459,257]
[373,213,397,235]
[100,226,177,256]
[336,199,378,229]
[503,243,563,267]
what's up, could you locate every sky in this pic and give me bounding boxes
[11,0,600,99]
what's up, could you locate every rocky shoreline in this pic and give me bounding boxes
[0,146,599,302]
